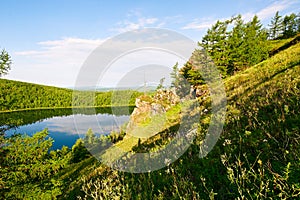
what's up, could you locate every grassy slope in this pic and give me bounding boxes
[68,40,300,199]
[9,38,299,199]
[99,35,300,172]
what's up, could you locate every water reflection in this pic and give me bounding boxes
[1,107,132,150]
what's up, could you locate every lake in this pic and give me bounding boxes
[0,107,133,150]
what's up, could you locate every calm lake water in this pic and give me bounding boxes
[0,107,132,150]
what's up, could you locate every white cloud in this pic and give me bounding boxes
[8,37,105,87]
[181,17,220,30]
[243,0,298,21]
[8,34,193,88]
[181,16,232,31]
[113,17,160,33]
[16,37,104,58]
[47,114,129,135]
[182,0,297,31]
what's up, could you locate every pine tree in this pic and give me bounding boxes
[156,77,165,90]
[200,19,232,76]
[85,128,95,144]
[243,15,268,66]
[269,11,283,39]
[170,62,179,89]
[282,13,298,38]
[297,12,300,33]
[227,15,245,73]
[179,61,204,86]
[0,49,12,77]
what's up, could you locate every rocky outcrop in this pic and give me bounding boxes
[126,89,180,138]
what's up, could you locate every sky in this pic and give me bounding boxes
[1,0,299,88]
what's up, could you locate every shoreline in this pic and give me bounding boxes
[0,105,136,114]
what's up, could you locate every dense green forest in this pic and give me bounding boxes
[1,12,300,199]
[0,79,141,111]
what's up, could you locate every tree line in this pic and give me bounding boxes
[0,79,141,111]
[179,12,300,83]
[269,11,300,40]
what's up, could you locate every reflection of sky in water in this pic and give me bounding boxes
[6,113,129,150]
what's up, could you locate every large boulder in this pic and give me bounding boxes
[126,89,180,138]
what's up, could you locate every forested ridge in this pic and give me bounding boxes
[0,79,141,112]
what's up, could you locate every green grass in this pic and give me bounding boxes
[75,39,300,199]
[266,37,294,52]
[100,102,183,165]
[2,37,300,199]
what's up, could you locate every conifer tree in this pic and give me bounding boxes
[242,15,268,66]
[200,15,268,77]
[297,12,300,33]
[269,11,283,39]
[0,49,12,77]
[227,15,245,73]
[282,13,298,38]
[200,20,232,76]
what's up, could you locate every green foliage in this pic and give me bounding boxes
[1,16,300,200]
[0,78,142,111]
[0,79,73,111]
[71,138,90,163]
[282,13,298,39]
[200,15,269,77]
[85,128,96,144]
[156,77,165,90]
[269,11,283,39]
[0,49,11,77]
[0,129,71,199]
[268,11,300,39]
[200,18,232,76]
[180,61,204,86]
[170,62,179,88]
[76,38,300,199]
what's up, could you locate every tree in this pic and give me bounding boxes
[85,128,96,144]
[0,129,71,198]
[156,77,165,90]
[169,62,191,98]
[170,62,180,88]
[243,15,268,66]
[227,15,246,73]
[282,13,298,38]
[71,138,90,163]
[297,12,300,33]
[199,15,268,77]
[180,61,204,86]
[200,19,232,76]
[0,49,12,77]
[269,11,283,39]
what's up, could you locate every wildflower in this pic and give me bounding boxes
[258,159,262,165]
[223,139,232,146]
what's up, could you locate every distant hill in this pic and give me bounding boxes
[0,79,142,112]
[0,79,73,111]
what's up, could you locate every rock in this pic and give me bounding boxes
[126,89,180,137]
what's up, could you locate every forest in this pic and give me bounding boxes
[1,12,300,199]
[0,79,141,111]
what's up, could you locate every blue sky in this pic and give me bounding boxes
[1,0,299,87]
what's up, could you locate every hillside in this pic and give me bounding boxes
[0,79,73,111]
[0,79,141,112]
[58,39,300,199]
[1,38,299,199]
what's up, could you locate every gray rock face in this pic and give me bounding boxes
[126,89,180,136]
